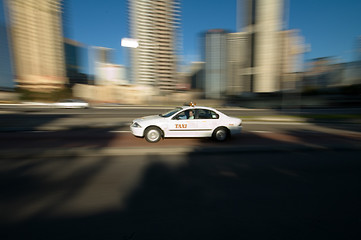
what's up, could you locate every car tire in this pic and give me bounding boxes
[213,127,228,142]
[145,127,162,143]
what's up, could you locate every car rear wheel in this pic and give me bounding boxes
[213,127,228,142]
[145,127,162,143]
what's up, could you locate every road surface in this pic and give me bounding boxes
[1,107,360,239]
[0,149,360,240]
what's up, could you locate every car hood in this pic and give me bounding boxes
[134,115,163,122]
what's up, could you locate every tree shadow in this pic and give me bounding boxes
[120,151,361,240]
[1,133,360,240]
[0,108,130,150]
[0,108,131,132]
[1,106,360,240]
[0,112,74,132]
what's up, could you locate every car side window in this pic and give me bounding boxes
[210,111,219,119]
[173,111,188,120]
[196,109,219,119]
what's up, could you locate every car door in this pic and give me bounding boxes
[193,109,220,137]
[167,110,198,137]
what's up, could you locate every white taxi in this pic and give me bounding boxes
[130,103,242,143]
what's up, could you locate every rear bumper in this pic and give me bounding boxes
[229,126,242,135]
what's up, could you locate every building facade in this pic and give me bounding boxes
[0,0,14,89]
[226,32,249,95]
[64,38,89,86]
[243,0,284,93]
[129,0,180,94]
[5,0,67,91]
[278,29,305,90]
[204,29,228,99]
[189,61,205,91]
[93,46,128,86]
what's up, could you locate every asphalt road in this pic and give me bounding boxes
[0,150,360,240]
[1,105,361,116]
[0,106,361,132]
[0,120,360,153]
[0,106,360,155]
[1,107,360,239]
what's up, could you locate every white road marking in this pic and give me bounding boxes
[244,121,311,125]
[250,130,273,134]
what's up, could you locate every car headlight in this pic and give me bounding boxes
[131,122,142,128]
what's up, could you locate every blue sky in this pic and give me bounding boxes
[68,0,361,69]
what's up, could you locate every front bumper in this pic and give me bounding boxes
[130,125,144,137]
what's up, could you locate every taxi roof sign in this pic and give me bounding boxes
[184,102,196,107]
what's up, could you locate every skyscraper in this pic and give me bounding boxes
[5,0,67,91]
[204,29,228,99]
[226,32,249,95]
[129,0,180,94]
[64,38,89,86]
[0,0,14,89]
[243,0,284,93]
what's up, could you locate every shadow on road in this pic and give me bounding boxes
[0,112,75,131]
[1,144,360,240]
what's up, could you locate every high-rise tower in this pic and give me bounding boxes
[5,0,67,91]
[129,0,180,94]
[0,0,14,89]
[243,0,284,93]
[204,29,228,99]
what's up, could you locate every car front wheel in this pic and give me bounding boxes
[145,127,162,143]
[213,127,228,142]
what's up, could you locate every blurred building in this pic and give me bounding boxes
[64,38,88,86]
[243,0,284,93]
[93,46,127,85]
[96,63,128,85]
[129,0,181,94]
[198,0,304,99]
[204,29,228,99]
[226,29,304,95]
[358,36,361,61]
[0,0,14,89]
[343,60,361,86]
[278,29,305,90]
[226,32,249,95]
[303,57,336,89]
[5,0,67,92]
[94,46,113,64]
[93,46,112,85]
[189,61,205,91]
[303,57,361,89]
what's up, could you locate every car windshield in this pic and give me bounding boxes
[160,107,182,117]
